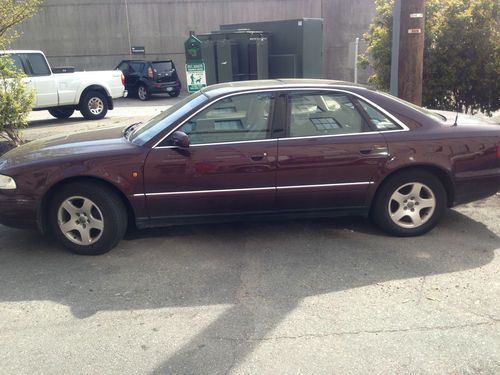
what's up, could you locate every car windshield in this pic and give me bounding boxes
[130,91,208,145]
[152,61,173,72]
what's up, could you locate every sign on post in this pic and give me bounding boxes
[186,62,207,93]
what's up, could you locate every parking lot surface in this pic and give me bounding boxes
[0,97,499,374]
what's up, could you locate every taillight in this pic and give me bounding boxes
[121,72,125,86]
[497,143,500,159]
[147,67,154,79]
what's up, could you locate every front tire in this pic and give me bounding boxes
[371,170,447,236]
[80,90,108,120]
[49,182,127,255]
[49,107,75,119]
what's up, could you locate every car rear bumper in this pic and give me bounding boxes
[453,173,500,206]
[149,81,181,94]
[0,193,38,230]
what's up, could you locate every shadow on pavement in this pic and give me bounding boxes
[0,209,497,374]
[27,117,87,128]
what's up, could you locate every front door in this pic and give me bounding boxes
[24,53,58,108]
[143,91,278,219]
[276,90,389,211]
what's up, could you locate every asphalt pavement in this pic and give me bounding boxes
[0,97,499,374]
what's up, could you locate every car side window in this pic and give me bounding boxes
[357,99,403,131]
[288,92,369,137]
[117,62,129,73]
[129,62,144,73]
[175,92,273,145]
[9,54,26,73]
[25,53,51,76]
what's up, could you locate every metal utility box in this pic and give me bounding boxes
[221,18,323,79]
[248,38,269,80]
[198,30,270,84]
[215,39,239,83]
[187,18,323,85]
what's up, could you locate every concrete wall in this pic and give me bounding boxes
[12,0,376,88]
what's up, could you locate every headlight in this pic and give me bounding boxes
[0,174,17,189]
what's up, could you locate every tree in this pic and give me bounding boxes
[0,0,42,147]
[361,0,500,115]
[0,56,35,146]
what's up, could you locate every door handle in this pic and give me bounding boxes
[250,152,267,161]
[359,147,389,156]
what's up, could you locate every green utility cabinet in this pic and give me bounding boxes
[186,18,323,86]
[221,18,323,79]
[198,30,270,84]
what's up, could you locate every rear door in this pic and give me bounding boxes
[117,61,141,91]
[276,90,389,211]
[143,91,278,219]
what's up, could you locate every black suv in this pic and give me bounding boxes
[116,59,181,101]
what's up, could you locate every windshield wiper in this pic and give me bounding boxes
[123,122,142,140]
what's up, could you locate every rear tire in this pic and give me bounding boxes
[80,90,108,120]
[168,90,180,98]
[371,170,447,236]
[49,107,75,119]
[137,85,151,101]
[48,182,127,255]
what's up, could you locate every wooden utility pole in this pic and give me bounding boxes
[397,0,426,106]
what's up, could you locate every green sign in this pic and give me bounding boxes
[186,62,207,93]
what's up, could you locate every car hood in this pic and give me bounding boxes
[0,125,134,171]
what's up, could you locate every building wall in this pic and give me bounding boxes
[12,0,376,87]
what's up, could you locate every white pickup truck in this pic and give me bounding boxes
[2,50,127,120]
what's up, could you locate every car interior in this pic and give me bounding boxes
[289,93,367,137]
[179,93,272,144]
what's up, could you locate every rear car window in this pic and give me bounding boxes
[152,61,173,72]
[26,53,51,76]
[357,99,402,131]
[288,92,369,137]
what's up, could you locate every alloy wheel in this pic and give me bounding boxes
[88,97,104,115]
[57,196,104,246]
[388,182,436,229]
[138,86,147,100]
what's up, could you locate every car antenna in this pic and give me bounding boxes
[452,103,459,127]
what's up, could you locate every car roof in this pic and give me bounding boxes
[200,79,370,98]
[120,59,173,63]
[0,50,44,54]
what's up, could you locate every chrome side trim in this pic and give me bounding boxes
[156,138,277,149]
[152,87,409,149]
[134,181,374,197]
[277,182,373,190]
[277,130,406,142]
[135,186,275,197]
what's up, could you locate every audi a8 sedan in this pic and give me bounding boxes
[0,79,499,255]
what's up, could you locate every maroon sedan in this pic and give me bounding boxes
[1,80,499,255]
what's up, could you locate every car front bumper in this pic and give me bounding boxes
[0,192,38,230]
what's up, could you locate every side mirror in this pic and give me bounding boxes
[171,131,190,148]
